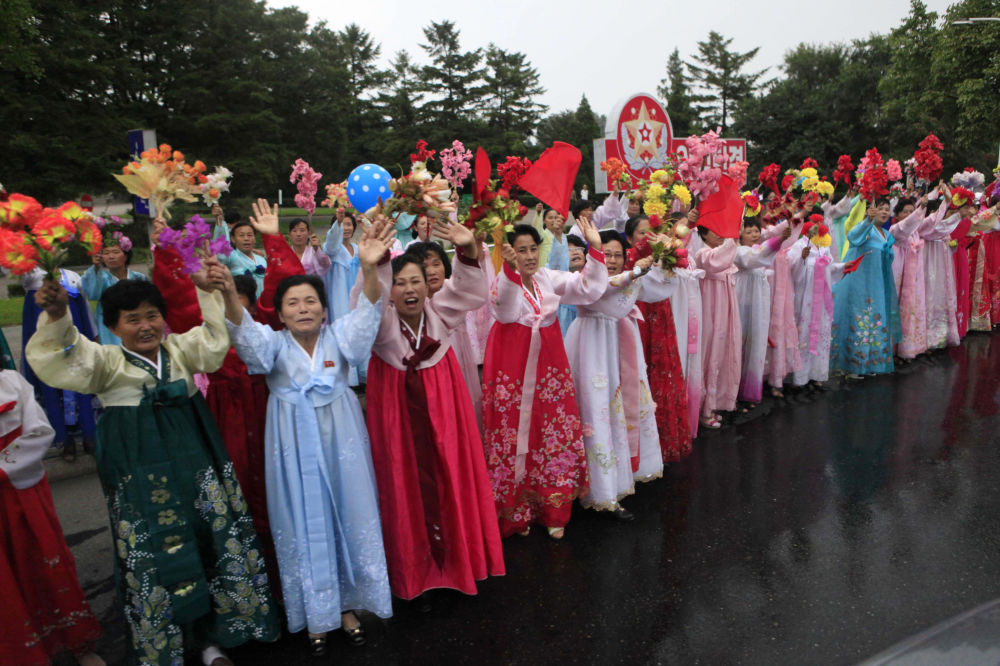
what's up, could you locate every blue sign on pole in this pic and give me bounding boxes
[126,129,156,216]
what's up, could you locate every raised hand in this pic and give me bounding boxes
[781,225,792,241]
[249,198,280,236]
[635,256,654,271]
[211,205,223,223]
[35,280,69,320]
[687,208,700,224]
[577,216,602,250]
[501,243,517,269]
[431,218,476,254]
[357,216,397,268]
[190,255,223,292]
[309,233,321,248]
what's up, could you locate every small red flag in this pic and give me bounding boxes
[697,175,743,239]
[518,142,582,219]
[474,147,491,201]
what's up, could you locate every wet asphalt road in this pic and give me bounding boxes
[51,331,1000,665]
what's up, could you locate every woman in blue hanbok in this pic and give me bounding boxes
[81,235,148,344]
[221,221,267,296]
[830,198,901,376]
[221,199,394,657]
[321,211,366,384]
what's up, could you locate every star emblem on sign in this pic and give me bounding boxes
[623,101,664,164]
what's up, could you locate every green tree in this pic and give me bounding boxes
[657,48,698,136]
[417,20,486,146]
[878,1,941,156]
[480,45,547,156]
[686,31,769,133]
[374,50,427,169]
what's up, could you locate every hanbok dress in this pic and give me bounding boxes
[221,248,267,299]
[322,221,366,385]
[823,194,858,260]
[26,288,278,666]
[668,264,705,437]
[830,218,900,375]
[734,235,783,402]
[626,239,691,461]
[360,251,504,600]
[153,233,306,594]
[890,206,931,358]
[0,370,101,665]
[921,210,963,350]
[951,217,974,337]
[482,246,608,536]
[762,224,802,390]
[20,267,98,447]
[968,215,1000,332]
[788,238,847,385]
[81,265,149,344]
[295,244,332,278]
[226,289,392,634]
[696,239,742,416]
[564,265,674,509]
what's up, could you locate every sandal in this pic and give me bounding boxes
[308,633,327,657]
[341,613,366,647]
[547,526,565,540]
[517,526,531,537]
[700,415,722,429]
[770,387,784,399]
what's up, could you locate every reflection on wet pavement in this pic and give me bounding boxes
[230,334,1000,664]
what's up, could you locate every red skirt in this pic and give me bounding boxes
[985,233,1000,326]
[0,476,101,665]
[205,350,279,592]
[482,321,588,537]
[366,351,505,600]
[952,220,972,337]
[636,300,692,462]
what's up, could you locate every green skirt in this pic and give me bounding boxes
[97,380,278,665]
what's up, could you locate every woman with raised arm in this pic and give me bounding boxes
[26,257,278,666]
[482,218,608,540]
[356,218,504,605]
[565,229,675,518]
[220,199,394,657]
[322,209,365,384]
[287,218,332,277]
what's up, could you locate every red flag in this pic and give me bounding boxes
[696,174,743,239]
[474,146,491,201]
[843,255,865,274]
[518,142,581,218]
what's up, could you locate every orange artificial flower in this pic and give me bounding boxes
[159,143,172,154]
[193,160,206,172]
[208,187,219,198]
[75,218,103,255]
[0,194,43,230]
[53,201,88,223]
[31,212,78,251]
[172,151,184,162]
[0,227,39,275]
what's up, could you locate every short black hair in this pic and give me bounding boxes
[288,218,309,232]
[391,252,427,279]
[100,279,166,329]
[407,241,452,279]
[233,274,257,303]
[599,229,628,252]
[571,200,593,217]
[873,197,891,208]
[742,218,762,230]
[624,215,649,241]
[507,224,542,246]
[230,220,255,241]
[567,234,587,250]
[893,197,916,216]
[273,274,327,312]
[224,211,241,226]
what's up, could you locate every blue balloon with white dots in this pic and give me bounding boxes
[346,163,394,213]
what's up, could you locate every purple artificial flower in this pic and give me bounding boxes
[209,236,232,257]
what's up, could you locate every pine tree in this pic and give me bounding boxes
[657,48,698,137]
[481,44,547,155]
[686,31,768,133]
[417,20,486,145]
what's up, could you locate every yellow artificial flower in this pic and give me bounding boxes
[647,183,667,201]
[672,184,692,207]
[800,168,818,179]
[643,200,668,217]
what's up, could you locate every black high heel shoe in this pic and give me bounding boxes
[309,633,327,657]
[342,613,366,646]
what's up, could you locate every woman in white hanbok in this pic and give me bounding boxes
[564,230,674,518]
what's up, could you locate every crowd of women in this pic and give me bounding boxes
[3,158,999,665]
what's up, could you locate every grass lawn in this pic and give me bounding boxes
[0,297,23,327]
[276,207,338,218]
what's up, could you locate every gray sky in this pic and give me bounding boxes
[269,0,957,119]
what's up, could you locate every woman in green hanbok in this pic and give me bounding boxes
[26,258,278,666]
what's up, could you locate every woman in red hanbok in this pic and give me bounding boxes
[358,218,504,600]
[625,215,691,462]
[482,220,608,539]
[0,370,104,666]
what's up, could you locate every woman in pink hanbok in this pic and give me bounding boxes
[734,219,790,404]
[890,194,938,359]
[695,228,741,429]
[288,218,332,277]
[564,230,674,519]
[669,211,706,436]
[762,215,802,398]
[482,221,607,539]
[921,191,964,350]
